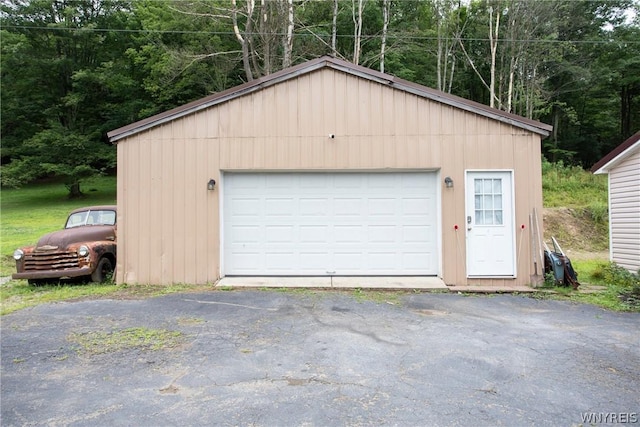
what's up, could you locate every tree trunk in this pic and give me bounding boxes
[260,0,271,75]
[331,0,338,56]
[67,181,83,199]
[282,0,294,68]
[507,55,516,113]
[380,0,390,73]
[488,4,500,109]
[620,84,635,139]
[352,0,365,65]
[232,0,254,81]
[437,16,443,91]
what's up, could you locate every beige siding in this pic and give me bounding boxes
[609,147,640,273]
[116,68,544,286]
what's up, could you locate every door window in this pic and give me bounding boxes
[474,178,503,225]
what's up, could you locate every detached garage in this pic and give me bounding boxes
[108,56,552,288]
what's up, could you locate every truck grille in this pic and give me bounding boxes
[23,251,79,271]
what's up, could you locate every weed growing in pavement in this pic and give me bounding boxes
[351,288,403,305]
[68,327,185,355]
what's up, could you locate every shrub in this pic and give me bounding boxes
[586,201,608,224]
[603,263,640,310]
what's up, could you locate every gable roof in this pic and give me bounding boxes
[591,131,640,174]
[107,55,553,143]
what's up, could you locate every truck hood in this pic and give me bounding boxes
[36,226,116,250]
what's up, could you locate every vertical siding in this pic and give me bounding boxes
[609,147,640,273]
[117,68,545,286]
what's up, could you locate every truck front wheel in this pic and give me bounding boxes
[91,258,113,283]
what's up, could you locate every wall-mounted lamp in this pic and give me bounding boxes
[207,179,216,191]
[444,176,454,188]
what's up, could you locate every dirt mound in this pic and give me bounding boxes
[542,208,608,261]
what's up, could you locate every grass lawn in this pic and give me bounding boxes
[0,176,116,276]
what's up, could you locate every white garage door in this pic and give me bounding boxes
[223,172,438,276]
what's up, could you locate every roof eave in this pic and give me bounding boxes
[592,139,640,174]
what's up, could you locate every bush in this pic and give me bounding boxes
[603,263,640,310]
[586,201,608,224]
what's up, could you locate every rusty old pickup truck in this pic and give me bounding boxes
[12,206,117,285]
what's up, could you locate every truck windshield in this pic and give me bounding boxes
[65,210,116,228]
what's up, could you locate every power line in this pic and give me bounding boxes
[3,24,639,44]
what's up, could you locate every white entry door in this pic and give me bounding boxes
[465,171,515,277]
[223,172,439,276]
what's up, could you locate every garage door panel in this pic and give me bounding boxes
[403,225,432,242]
[227,253,261,273]
[229,225,261,243]
[333,251,366,274]
[300,198,329,215]
[223,172,438,276]
[334,225,364,243]
[368,252,399,270]
[299,225,329,243]
[265,198,294,215]
[299,252,331,270]
[265,225,294,243]
[300,174,329,189]
[403,252,434,269]
[232,198,261,215]
[368,198,396,215]
[368,225,399,243]
[403,198,432,215]
[368,174,396,189]
[334,198,363,216]
[265,174,294,189]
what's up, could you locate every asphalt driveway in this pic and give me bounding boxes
[1,291,639,426]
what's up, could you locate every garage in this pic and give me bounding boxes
[109,56,552,287]
[223,172,439,276]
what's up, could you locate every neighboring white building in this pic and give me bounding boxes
[592,131,640,273]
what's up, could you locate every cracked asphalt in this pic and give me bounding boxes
[1,291,639,426]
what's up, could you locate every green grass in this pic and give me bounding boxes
[572,259,611,285]
[538,260,640,312]
[542,159,608,208]
[538,284,639,312]
[68,327,184,355]
[0,175,116,275]
[0,280,122,315]
[351,288,404,305]
[0,279,215,315]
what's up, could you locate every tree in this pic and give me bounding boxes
[540,0,636,165]
[0,0,142,196]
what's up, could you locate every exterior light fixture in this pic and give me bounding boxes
[207,179,216,191]
[444,176,454,188]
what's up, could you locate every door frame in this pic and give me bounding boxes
[464,169,517,278]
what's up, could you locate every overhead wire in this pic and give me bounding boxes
[2,24,639,44]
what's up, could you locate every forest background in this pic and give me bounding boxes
[1,0,639,196]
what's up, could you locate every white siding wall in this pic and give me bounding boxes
[609,146,640,273]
